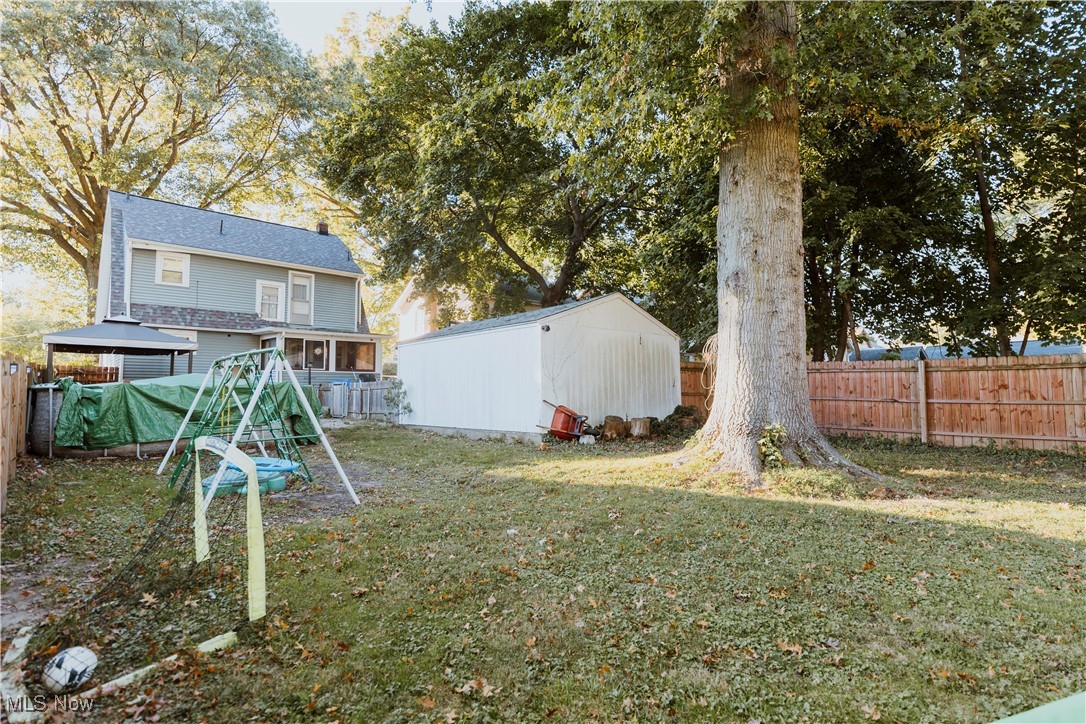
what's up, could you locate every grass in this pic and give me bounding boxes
[2,428,1083,722]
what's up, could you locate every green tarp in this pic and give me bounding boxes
[50,373,323,449]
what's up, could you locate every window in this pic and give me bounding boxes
[255,281,285,321]
[335,341,376,372]
[166,329,198,355]
[289,272,313,325]
[284,337,328,370]
[284,337,304,368]
[155,251,189,286]
[304,339,328,370]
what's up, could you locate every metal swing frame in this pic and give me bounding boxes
[156,347,360,510]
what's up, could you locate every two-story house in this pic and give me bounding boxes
[95,191,385,383]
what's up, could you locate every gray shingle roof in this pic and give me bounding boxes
[850,340,1084,361]
[110,191,361,274]
[403,296,597,343]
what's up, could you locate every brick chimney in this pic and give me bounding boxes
[317,219,329,235]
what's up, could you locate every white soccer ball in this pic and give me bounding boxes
[41,646,98,693]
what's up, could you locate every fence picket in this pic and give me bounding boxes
[681,355,1086,452]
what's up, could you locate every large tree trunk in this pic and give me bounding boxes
[84,252,100,323]
[687,1,863,483]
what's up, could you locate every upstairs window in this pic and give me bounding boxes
[289,272,313,325]
[256,281,285,321]
[155,251,189,286]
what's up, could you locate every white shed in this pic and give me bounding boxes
[396,293,681,440]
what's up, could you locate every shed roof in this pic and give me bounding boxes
[110,190,361,275]
[404,297,596,343]
[43,316,198,355]
[400,293,679,345]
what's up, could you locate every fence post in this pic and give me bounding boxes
[916,359,929,443]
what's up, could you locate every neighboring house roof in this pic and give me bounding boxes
[851,345,926,361]
[109,190,361,275]
[849,340,1084,361]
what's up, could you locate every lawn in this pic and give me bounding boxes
[2,427,1083,722]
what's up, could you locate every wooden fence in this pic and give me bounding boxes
[318,379,398,421]
[53,364,118,384]
[682,354,1086,452]
[1,355,36,513]
[680,361,714,419]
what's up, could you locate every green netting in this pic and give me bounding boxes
[49,373,323,449]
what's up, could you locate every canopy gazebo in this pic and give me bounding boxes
[41,315,198,382]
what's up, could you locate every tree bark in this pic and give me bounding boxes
[974,140,1012,356]
[686,1,864,483]
[84,251,100,322]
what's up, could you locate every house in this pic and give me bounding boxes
[95,191,386,382]
[391,278,544,341]
[397,293,681,440]
[848,340,1085,361]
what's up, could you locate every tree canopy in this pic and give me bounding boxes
[318,2,644,309]
[0,0,316,312]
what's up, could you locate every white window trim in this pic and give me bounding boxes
[288,271,315,326]
[155,250,190,287]
[255,280,286,321]
[164,328,198,356]
[306,339,329,371]
[283,335,330,371]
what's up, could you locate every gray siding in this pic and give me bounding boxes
[129,249,358,332]
[123,331,258,380]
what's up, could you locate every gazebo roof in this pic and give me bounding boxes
[42,316,198,356]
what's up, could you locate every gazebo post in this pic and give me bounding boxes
[169,353,175,376]
[46,344,54,383]
[187,352,194,374]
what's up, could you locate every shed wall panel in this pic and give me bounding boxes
[541,296,680,424]
[398,326,542,434]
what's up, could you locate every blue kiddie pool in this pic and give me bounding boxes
[202,457,301,496]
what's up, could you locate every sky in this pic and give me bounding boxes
[270,1,464,53]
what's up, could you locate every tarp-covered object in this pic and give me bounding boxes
[52,373,323,449]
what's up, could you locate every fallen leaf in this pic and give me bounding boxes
[776,639,803,655]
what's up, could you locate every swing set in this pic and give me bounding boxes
[157,347,360,510]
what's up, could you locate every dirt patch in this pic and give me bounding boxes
[1,556,104,634]
[261,461,381,525]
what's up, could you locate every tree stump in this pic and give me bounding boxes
[602,415,627,440]
[629,418,651,439]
